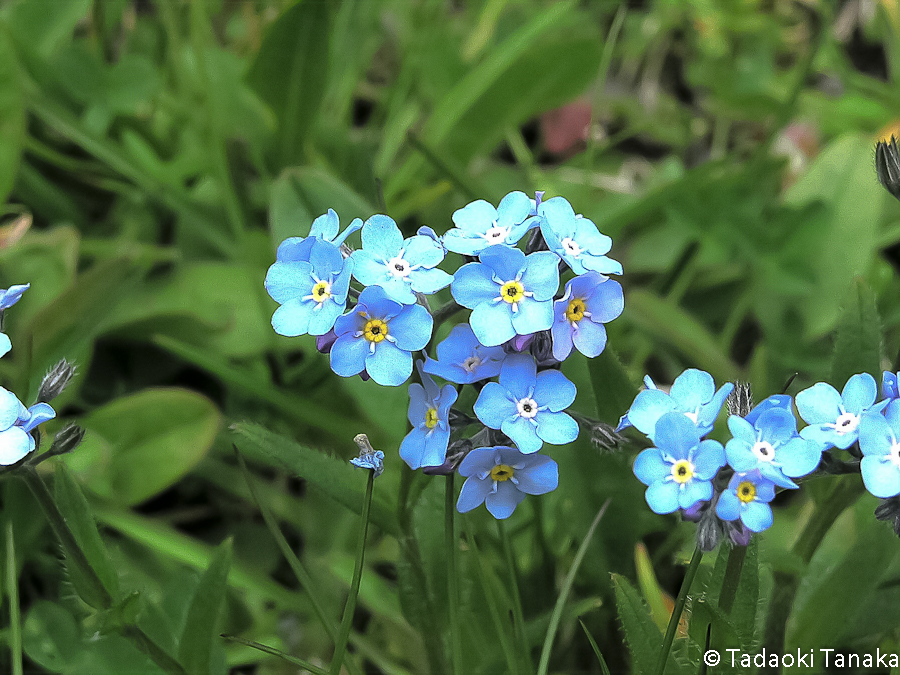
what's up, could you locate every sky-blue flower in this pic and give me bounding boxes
[330,286,432,386]
[725,404,821,488]
[423,324,506,384]
[538,197,622,276]
[400,364,459,469]
[0,283,28,358]
[551,272,623,361]
[858,399,900,498]
[442,191,536,256]
[456,445,558,519]
[715,470,778,533]
[265,238,353,336]
[883,371,899,401]
[451,245,559,347]
[350,215,453,305]
[0,387,55,465]
[633,412,725,514]
[617,369,734,441]
[350,449,385,478]
[796,373,889,450]
[273,208,362,264]
[473,354,578,454]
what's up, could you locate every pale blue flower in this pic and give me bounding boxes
[551,272,623,361]
[0,283,29,358]
[423,324,505,384]
[399,364,459,469]
[442,191,537,256]
[350,449,385,478]
[273,209,362,263]
[715,470,778,533]
[538,197,622,276]
[0,388,55,465]
[858,399,900,497]
[796,373,889,450]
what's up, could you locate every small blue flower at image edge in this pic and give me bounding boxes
[330,285,432,386]
[796,372,889,451]
[350,450,385,478]
[273,208,362,263]
[456,445,558,519]
[350,214,453,305]
[442,191,537,256]
[451,245,559,347]
[551,272,623,361]
[423,324,505,384]
[400,363,459,469]
[632,412,726,514]
[0,387,55,465]
[883,370,899,401]
[858,398,900,497]
[715,470,778,533]
[473,353,578,454]
[0,283,29,358]
[265,238,354,337]
[538,196,622,276]
[617,368,733,441]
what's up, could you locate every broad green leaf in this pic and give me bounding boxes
[22,600,80,673]
[231,422,400,536]
[0,25,24,205]
[178,539,233,675]
[587,347,638,427]
[830,278,882,388]
[4,0,91,57]
[53,463,120,601]
[65,388,221,505]
[634,543,670,634]
[247,0,331,167]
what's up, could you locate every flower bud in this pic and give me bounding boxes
[46,424,85,457]
[316,330,338,354]
[423,438,472,475]
[726,381,753,418]
[36,359,76,403]
[590,421,624,451]
[876,136,900,202]
[726,520,753,547]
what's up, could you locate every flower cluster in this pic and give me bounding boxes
[266,192,624,518]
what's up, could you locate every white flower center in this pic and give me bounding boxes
[482,223,510,244]
[833,411,859,435]
[461,356,482,373]
[516,397,538,419]
[561,237,582,256]
[751,440,776,463]
[386,255,411,278]
[890,443,900,469]
[683,410,699,424]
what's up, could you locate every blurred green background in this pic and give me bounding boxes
[2,0,900,672]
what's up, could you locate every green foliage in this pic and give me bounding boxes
[830,278,883,387]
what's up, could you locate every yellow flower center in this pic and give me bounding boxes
[363,319,388,343]
[670,459,694,484]
[737,481,756,504]
[490,464,514,482]
[500,280,525,304]
[425,408,439,429]
[565,297,586,322]
[311,280,331,303]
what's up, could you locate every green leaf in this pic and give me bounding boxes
[65,388,221,505]
[588,346,638,428]
[579,620,611,675]
[231,422,400,536]
[246,0,331,167]
[4,0,91,57]
[830,277,882,387]
[52,463,120,601]
[178,539,233,675]
[22,601,80,673]
[0,25,24,206]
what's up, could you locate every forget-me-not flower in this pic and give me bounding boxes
[451,245,559,347]
[796,373,889,450]
[538,197,622,276]
[350,215,453,305]
[423,324,505,384]
[473,353,578,454]
[883,371,899,401]
[265,238,353,336]
[400,363,459,469]
[273,209,362,264]
[442,191,536,256]
[0,283,28,358]
[330,286,432,386]
[858,399,900,497]
[617,369,733,441]
[456,445,558,519]
[715,470,778,533]
[551,272,623,361]
[0,387,55,465]
[725,404,821,488]
[633,412,726,514]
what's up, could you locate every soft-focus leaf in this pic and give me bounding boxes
[587,347,638,427]
[830,278,882,388]
[5,0,91,57]
[0,25,24,205]
[22,601,80,673]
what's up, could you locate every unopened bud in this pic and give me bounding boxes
[47,424,85,457]
[876,136,900,202]
[693,499,724,552]
[423,439,472,475]
[36,359,76,403]
[590,421,624,451]
[726,520,753,547]
[726,381,753,418]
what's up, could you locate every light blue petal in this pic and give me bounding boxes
[795,382,842,425]
[0,389,20,429]
[399,429,428,469]
[581,254,624,276]
[478,245,526,281]
[0,427,31,465]
[307,298,345,337]
[745,394,793,426]
[584,277,624,322]
[626,389,678,438]
[271,299,313,337]
[361,215,403,259]
[265,261,313,304]
[350,249,391,287]
[510,298,553,336]
[307,239,344,277]
[633,449,670,485]
[22,403,55,433]
[725,438,758,473]
[654,412,700,459]
[514,455,558,494]
[535,411,578,446]
[678,480,712,510]
[885,399,900,431]
[551,316,575,361]
[716,490,741,521]
[498,354,536,400]
[502,416,542,454]
[841,372,878,414]
[644,481,680,514]
[692,440,725,479]
[0,284,29,310]
[727,415,758,445]
[457,476,492,512]
[777,436,822,478]
[388,303,432,351]
[452,199,497,232]
[520,252,560,301]
[309,209,340,240]
[884,371,899,400]
[451,262,499,308]
[276,236,315,263]
[537,197,576,237]
[470,302,515,347]
[485,481,527,519]
[474,383,517,429]
[571,319,608,358]
[441,230,486,256]
[697,382,734,429]
[741,501,773,532]
[861,456,900,498]
[496,191,531,227]
[410,267,453,295]
[533,370,576,412]
[859,412,894,457]
[756,408,798,445]
[670,369,714,412]
[330,335,369,378]
[404,234,445,268]
[366,342,413,386]
[0,333,10,358]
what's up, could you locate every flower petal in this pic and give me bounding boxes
[470,302,515,347]
[533,370,576,412]
[644,481,679,514]
[796,382,842,425]
[861,456,900,498]
[361,214,403,259]
[534,411,578,446]
[451,263,499,309]
[366,342,413,386]
[457,476,492,512]
[474,383,517,429]
[841,372,878,414]
[485,481,527,519]
[514,455,558,495]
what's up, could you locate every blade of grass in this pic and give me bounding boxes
[445,474,462,675]
[498,518,533,675]
[657,547,704,675]
[578,620,610,675]
[221,635,328,675]
[467,532,518,675]
[6,521,22,675]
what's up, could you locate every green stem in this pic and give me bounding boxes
[718,544,747,616]
[329,469,374,675]
[406,133,482,201]
[446,474,462,675]
[498,519,533,675]
[6,521,22,675]
[221,635,328,675]
[656,547,703,675]
[432,301,464,333]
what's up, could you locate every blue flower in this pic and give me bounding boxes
[796,373,889,450]
[883,371,899,401]
[0,388,55,465]
[617,369,733,441]
[330,286,432,386]
[451,245,559,347]
[744,394,793,426]
[725,405,821,488]
[350,450,385,478]
[423,324,505,384]
[473,354,578,454]
[633,412,725,514]
[0,283,29,358]
[399,364,459,469]
[456,445,558,519]
[858,399,900,497]
[350,215,453,305]
[538,197,622,276]
[715,470,778,533]
[442,191,536,256]
[273,209,362,263]
[265,238,353,336]
[551,272,623,361]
